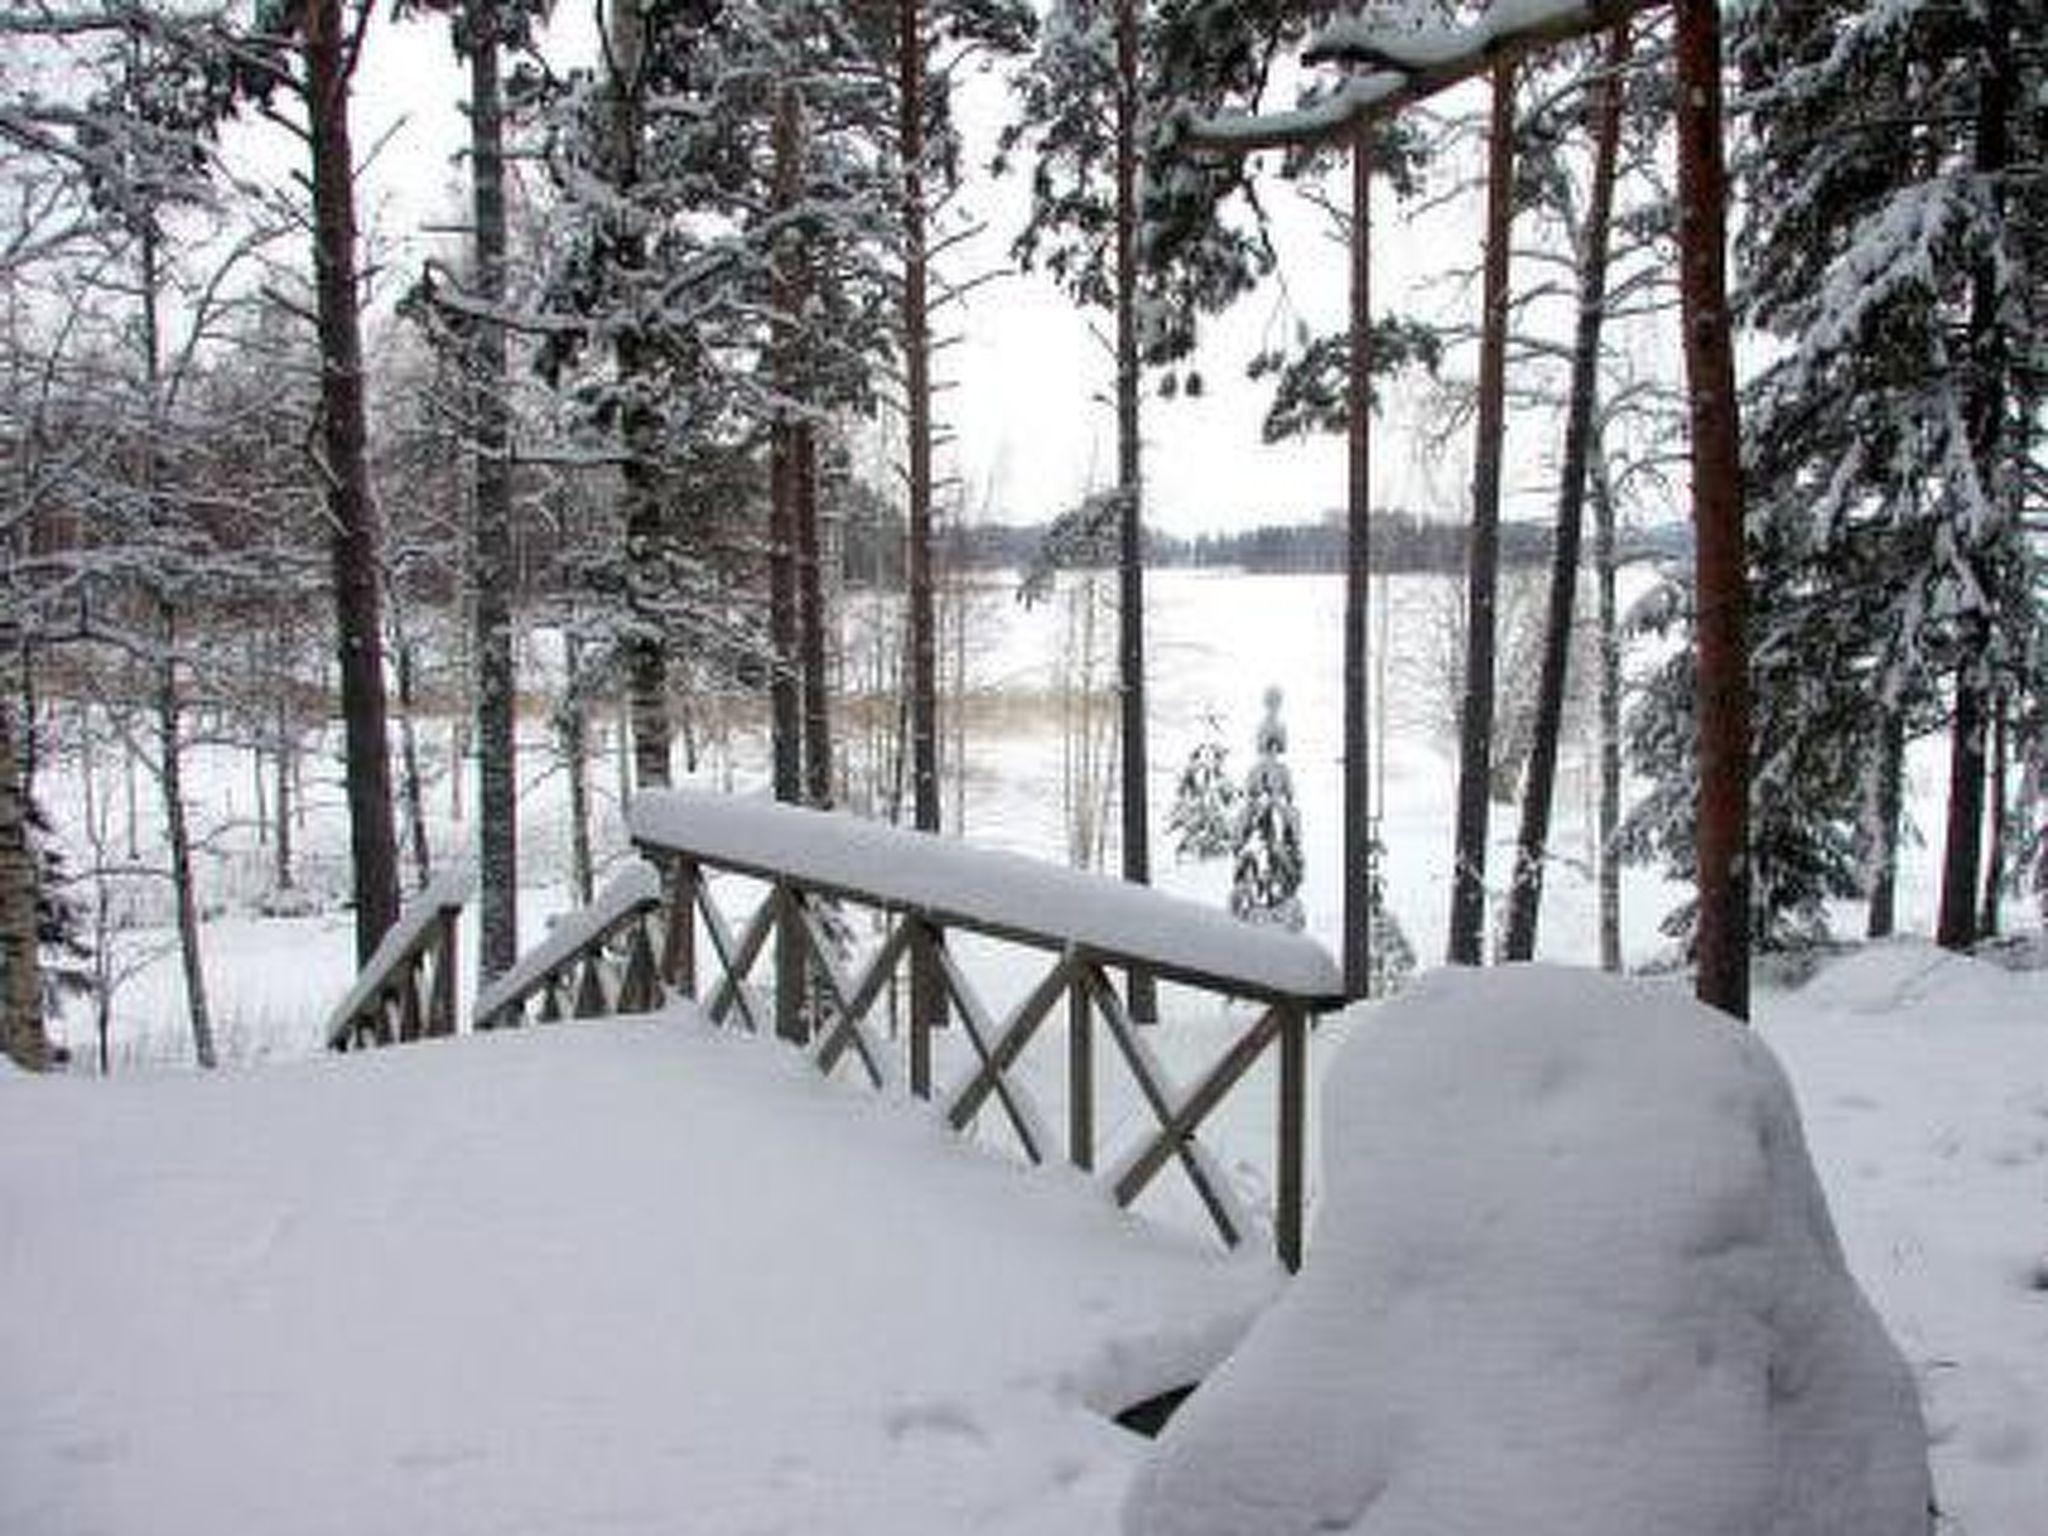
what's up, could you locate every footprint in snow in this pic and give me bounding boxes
[883,1398,987,1445]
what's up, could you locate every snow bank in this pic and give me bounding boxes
[1763,951,2048,1536]
[1794,935,2034,1019]
[1125,965,1931,1536]
[1,1013,1277,1536]
[629,788,1344,1003]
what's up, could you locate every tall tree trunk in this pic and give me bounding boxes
[1344,135,1374,998]
[602,0,669,793]
[466,0,519,981]
[306,0,400,963]
[157,601,217,1070]
[0,647,48,1072]
[899,0,945,1043]
[1982,691,2008,938]
[1503,25,1630,963]
[562,630,594,909]
[1865,705,1904,939]
[768,83,803,807]
[395,634,430,889]
[1936,0,2012,952]
[1674,0,1752,1019]
[1447,62,1516,966]
[272,631,295,891]
[1114,0,1155,1020]
[1593,439,1622,972]
[796,421,832,807]
[137,222,212,1067]
[901,0,938,838]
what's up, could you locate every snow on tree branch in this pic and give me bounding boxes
[1177,0,1658,155]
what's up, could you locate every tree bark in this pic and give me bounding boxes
[1866,706,1904,939]
[1447,62,1516,967]
[1936,0,2012,952]
[601,0,670,794]
[1674,0,1751,1019]
[796,420,832,807]
[1503,22,1630,962]
[395,633,430,888]
[0,649,48,1072]
[1343,135,1374,998]
[901,0,939,840]
[139,225,216,1067]
[1982,691,2008,938]
[305,0,400,963]
[1593,439,1622,971]
[899,0,940,1041]
[562,630,594,909]
[466,0,519,981]
[1114,0,1155,1021]
[768,83,803,806]
[157,602,217,1069]
[272,625,294,892]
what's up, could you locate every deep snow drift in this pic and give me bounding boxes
[1125,965,1932,1536]
[0,1015,1276,1536]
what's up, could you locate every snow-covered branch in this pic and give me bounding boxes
[1179,0,1658,155]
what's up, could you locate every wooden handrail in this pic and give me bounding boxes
[325,872,472,1052]
[630,789,1344,1270]
[471,862,665,1029]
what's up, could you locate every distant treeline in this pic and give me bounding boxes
[843,509,1688,586]
[934,512,1557,577]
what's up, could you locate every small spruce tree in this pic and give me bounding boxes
[1230,688,1304,932]
[1169,712,1237,861]
[1366,835,1416,997]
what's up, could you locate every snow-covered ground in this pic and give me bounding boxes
[5,946,2043,1533]
[1,1015,1277,1535]
[10,569,2045,1531]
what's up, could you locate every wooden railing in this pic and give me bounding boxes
[470,863,665,1029]
[325,872,472,1051]
[629,789,1347,1270]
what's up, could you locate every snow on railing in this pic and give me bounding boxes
[471,861,665,1030]
[629,789,1348,1270]
[325,871,473,1052]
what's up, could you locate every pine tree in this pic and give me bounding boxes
[1366,832,1415,996]
[1168,712,1236,860]
[1733,0,2047,953]
[1230,687,1304,932]
[1620,557,1878,956]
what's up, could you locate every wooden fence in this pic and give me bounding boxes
[318,794,1348,1269]
[325,872,471,1051]
[628,790,1347,1270]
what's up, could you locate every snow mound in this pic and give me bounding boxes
[1124,965,1931,1536]
[1797,937,2036,1020]
[2,1016,1276,1536]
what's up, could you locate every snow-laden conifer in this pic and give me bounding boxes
[1230,687,1304,932]
[1731,0,2047,950]
[1167,711,1236,861]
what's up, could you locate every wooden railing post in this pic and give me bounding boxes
[1068,963,1093,1171]
[663,857,698,997]
[908,915,937,1099]
[430,910,458,1037]
[1277,1002,1307,1273]
[775,882,806,1045]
